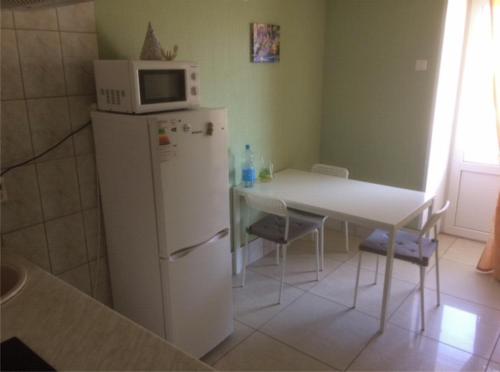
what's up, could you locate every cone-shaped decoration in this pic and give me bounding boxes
[140,22,164,60]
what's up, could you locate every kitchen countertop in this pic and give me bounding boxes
[1,256,212,371]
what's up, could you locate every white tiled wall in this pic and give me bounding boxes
[1,1,112,306]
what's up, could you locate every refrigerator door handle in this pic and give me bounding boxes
[169,228,229,262]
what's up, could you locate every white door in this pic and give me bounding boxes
[149,108,234,356]
[445,0,500,241]
[150,108,230,258]
[161,234,233,358]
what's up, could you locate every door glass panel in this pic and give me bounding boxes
[458,0,499,165]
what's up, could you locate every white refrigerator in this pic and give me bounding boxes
[91,108,233,358]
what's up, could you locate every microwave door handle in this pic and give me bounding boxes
[169,228,229,262]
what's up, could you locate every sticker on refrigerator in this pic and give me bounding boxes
[158,124,177,161]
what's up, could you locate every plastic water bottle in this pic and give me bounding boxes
[242,144,256,188]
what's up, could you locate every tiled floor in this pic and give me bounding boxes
[202,230,500,371]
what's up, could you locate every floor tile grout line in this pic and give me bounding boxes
[342,329,379,372]
[305,259,421,321]
[208,327,259,367]
[308,286,415,324]
[250,290,491,372]
[388,283,500,321]
[247,278,381,371]
[346,317,491,372]
[233,269,309,330]
[309,266,500,353]
[439,236,458,256]
[392,320,492,364]
[291,259,500,364]
[246,249,500,315]
[331,258,426,287]
[247,258,344,293]
[247,253,421,324]
[230,287,343,368]
[385,282,419,322]
[246,239,351,282]
[240,234,490,364]
[256,329,341,371]
[387,312,496,362]
[242,260,393,328]
[487,333,500,368]
[301,260,350,294]
[231,234,497,371]
[252,282,309,331]
[340,247,443,281]
[442,256,488,268]
[422,285,500,313]
[420,255,500,312]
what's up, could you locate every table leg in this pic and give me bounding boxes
[379,227,396,333]
[232,189,242,274]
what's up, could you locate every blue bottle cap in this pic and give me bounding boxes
[245,144,250,150]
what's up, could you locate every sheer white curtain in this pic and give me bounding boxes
[493,0,500,148]
[457,0,498,165]
[476,0,500,278]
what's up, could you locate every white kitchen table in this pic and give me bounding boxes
[232,168,434,332]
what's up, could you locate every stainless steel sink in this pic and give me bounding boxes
[1,261,27,305]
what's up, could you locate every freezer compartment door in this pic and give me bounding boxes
[161,232,233,358]
[151,108,230,258]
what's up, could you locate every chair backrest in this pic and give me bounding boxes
[244,194,290,241]
[312,163,349,179]
[244,194,288,217]
[418,201,451,240]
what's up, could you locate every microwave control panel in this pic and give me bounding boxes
[94,60,134,113]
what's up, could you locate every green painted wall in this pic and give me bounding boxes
[95,0,327,184]
[321,0,446,190]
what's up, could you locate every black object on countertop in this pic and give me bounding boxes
[1,337,55,371]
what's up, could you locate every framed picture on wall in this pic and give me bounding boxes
[251,23,280,63]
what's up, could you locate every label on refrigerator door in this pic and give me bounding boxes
[158,123,177,161]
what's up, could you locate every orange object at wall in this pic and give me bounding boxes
[477,192,500,280]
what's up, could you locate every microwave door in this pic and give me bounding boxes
[136,69,187,112]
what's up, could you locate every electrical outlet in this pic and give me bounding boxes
[415,59,428,72]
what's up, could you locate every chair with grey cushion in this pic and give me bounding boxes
[353,201,450,331]
[241,194,321,304]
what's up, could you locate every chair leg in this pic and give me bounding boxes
[242,232,250,287]
[344,221,349,252]
[435,250,441,307]
[279,244,288,304]
[275,244,280,266]
[353,251,363,308]
[419,265,426,332]
[320,223,325,271]
[315,229,320,281]
[374,255,380,285]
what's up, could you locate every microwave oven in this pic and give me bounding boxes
[94,60,200,114]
